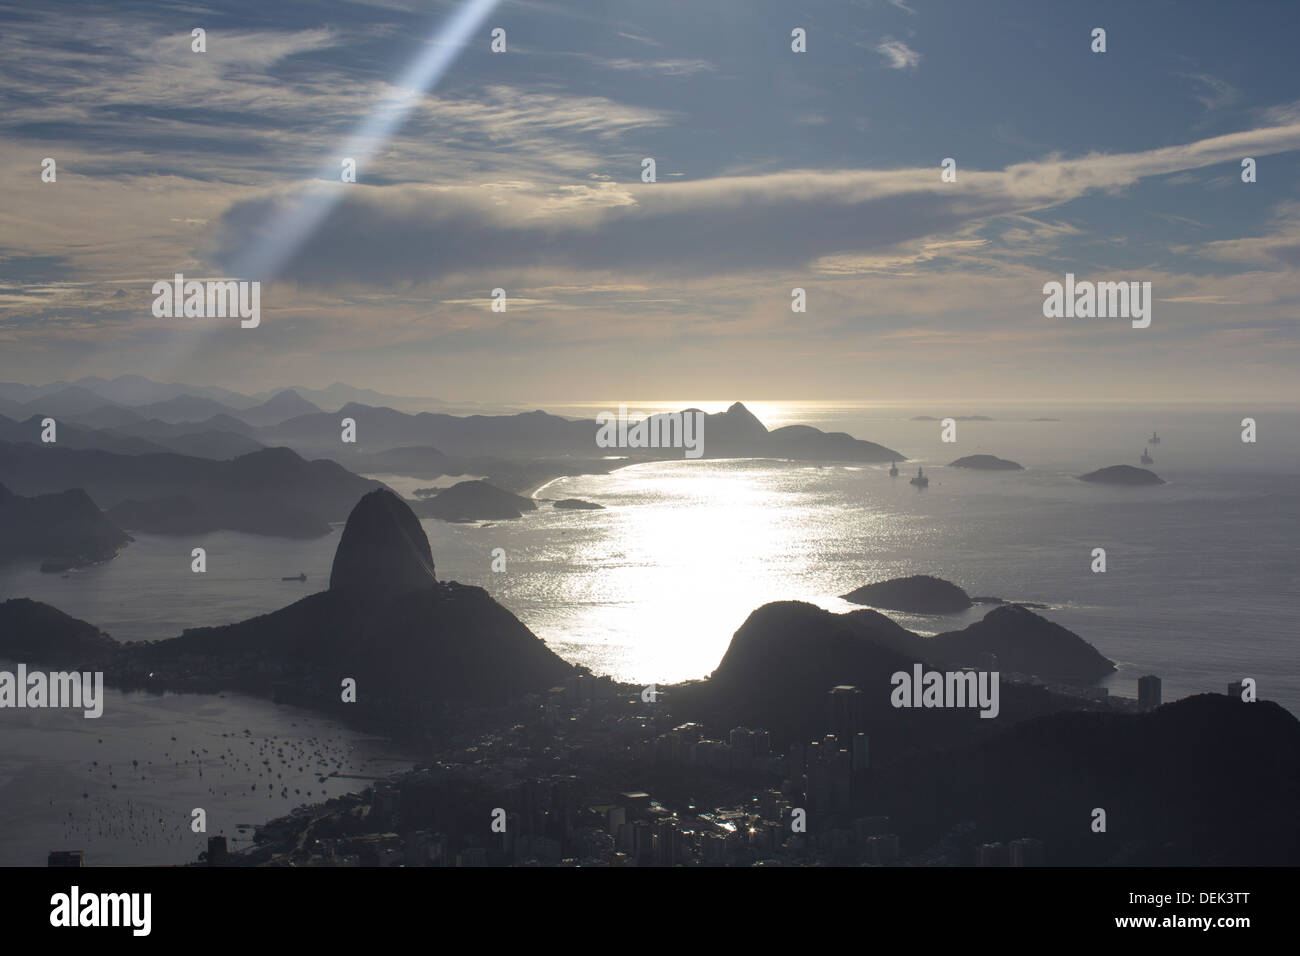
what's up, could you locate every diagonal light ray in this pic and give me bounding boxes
[229,0,504,281]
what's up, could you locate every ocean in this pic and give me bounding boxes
[1,401,1297,862]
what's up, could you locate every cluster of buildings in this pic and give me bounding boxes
[171,678,1072,867]
[632,722,783,775]
[977,838,1047,867]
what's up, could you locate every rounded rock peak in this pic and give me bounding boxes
[329,488,436,602]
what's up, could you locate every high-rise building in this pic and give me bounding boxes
[608,807,626,835]
[1009,837,1046,867]
[1138,674,1162,711]
[787,741,806,778]
[851,732,870,772]
[978,842,1008,866]
[828,685,866,750]
[654,820,683,865]
[206,835,228,866]
[865,834,900,864]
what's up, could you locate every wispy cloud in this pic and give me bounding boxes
[208,122,1300,287]
[1180,72,1240,111]
[876,37,921,69]
[591,57,713,76]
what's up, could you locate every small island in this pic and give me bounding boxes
[841,574,973,614]
[1077,465,1165,486]
[553,499,605,510]
[948,455,1024,471]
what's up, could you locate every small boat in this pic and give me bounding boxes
[1140,447,1153,465]
[281,573,307,582]
[889,461,899,477]
[1149,431,1160,445]
[909,466,929,488]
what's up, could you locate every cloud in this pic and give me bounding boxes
[876,38,921,69]
[209,120,1300,287]
[1180,72,1240,111]
[1186,201,1300,268]
[591,58,714,76]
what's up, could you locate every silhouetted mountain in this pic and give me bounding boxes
[0,481,130,570]
[0,598,119,667]
[236,389,322,427]
[80,414,265,459]
[874,694,1300,864]
[330,489,437,603]
[928,604,1115,682]
[0,441,381,537]
[713,401,768,440]
[0,416,172,455]
[761,423,897,460]
[1078,465,1164,485]
[665,598,1112,764]
[0,492,574,716]
[413,480,537,521]
[132,394,237,424]
[842,574,973,613]
[261,401,904,463]
[115,413,259,439]
[69,375,258,409]
[0,383,53,403]
[19,385,123,417]
[670,601,1099,760]
[949,454,1024,470]
[62,405,147,430]
[154,431,264,459]
[265,405,595,459]
[255,382,448,414]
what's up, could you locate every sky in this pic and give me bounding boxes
[1,0,1298,403]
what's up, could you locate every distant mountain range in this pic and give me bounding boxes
[259,400,905,463]
[0,387,321,429]
[0,442,382,538]
[0,381,908,562]
[0,380,909,488]
[0,376,471,416]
